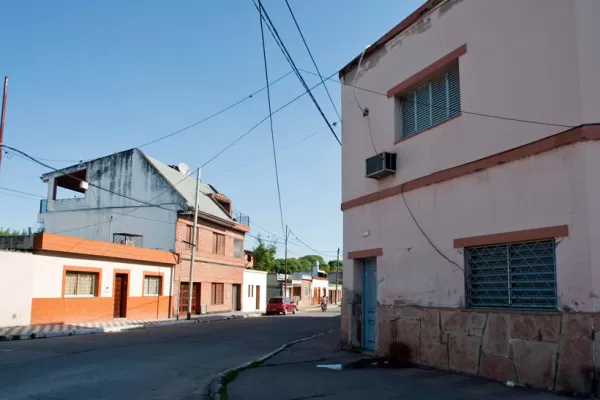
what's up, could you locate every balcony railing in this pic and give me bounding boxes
[232,211,249,226]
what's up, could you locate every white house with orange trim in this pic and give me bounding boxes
[0,233,177,327]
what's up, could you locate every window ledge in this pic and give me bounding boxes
[64,295,98,299]
[394,113,462,145]
[465,307,560,316]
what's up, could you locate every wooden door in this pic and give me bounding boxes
[232,284,241,311]
[113,274,128,318]
[179,283,201,314]
[255,285,260,310]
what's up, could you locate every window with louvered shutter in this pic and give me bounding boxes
[398,65,461,140]
[465,240,557,310]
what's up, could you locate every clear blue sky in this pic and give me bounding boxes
[0,0,423,260]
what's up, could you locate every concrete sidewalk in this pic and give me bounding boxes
[227,329,579,400]
[0,311,262,341]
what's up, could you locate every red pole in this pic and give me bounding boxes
[0,76,8,170]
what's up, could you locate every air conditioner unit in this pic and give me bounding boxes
[125,240,135,246]
[366,152,397,179]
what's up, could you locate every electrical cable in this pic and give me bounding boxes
[259,1,285,238]
[351,48,368,114]
[200,70,338,168]
[51,169,198,235]
[288,228,330,258]
[0,192,41,201]
[284,0,341,122]
[136,70,294,149]
[400,186,464,273]
[299,68,575,129]
[253,0,341,145]
[0,186,45,198]
[203,130,321,180]
[1,144,178,212]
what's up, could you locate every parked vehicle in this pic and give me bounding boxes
[266,297,296,315]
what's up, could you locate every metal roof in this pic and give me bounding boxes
[140,151,232,222]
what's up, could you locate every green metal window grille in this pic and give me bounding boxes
[400,65,461,139]
[465,240,557,310]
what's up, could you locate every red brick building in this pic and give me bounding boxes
[174,211,250,315]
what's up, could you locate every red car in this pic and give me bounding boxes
[266,297,297,315]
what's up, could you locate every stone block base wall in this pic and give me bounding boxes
[371,306,598,396]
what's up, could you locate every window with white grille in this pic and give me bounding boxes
[398,65,461,140]
[144,275,161,296]
[65,271,98,297]
[465,240,557,310]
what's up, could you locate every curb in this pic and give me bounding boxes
[0,313,263,342]
[303,305,341,312]
[207,329,332,400]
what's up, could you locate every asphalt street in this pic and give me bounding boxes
[0,310,340,400]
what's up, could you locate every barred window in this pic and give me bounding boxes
[144,275,161,296]
[65,271,98,297]
[399,65,460,140]
[465,240,557,310]
[211,283,224,305]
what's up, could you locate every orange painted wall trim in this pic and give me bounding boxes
[341,124,600,212]
[35,233,178,265]
[387,44,467,98]
[347,248,383,260]
[454,225,569,248]
[30,296,172,325]
[62,266,103,298]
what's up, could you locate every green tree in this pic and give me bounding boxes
[252,236,278,272]
[299,255,327,271]
[0,227,29,236]
[328,260,342,273]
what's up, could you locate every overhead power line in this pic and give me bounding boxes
[298,68,575,129]
[0,186,45,198]
[253,0,341,145]
[204,130,321,180]
[136,70,293,149]
[0,192,41,201]
[284,0,341,123]
[1,144,178,213]
[259,1,285,237]
[200,69,339,168]
[52,169,198,235]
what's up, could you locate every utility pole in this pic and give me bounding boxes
[0,76,8,171]
[335,247,340,304]
[187,168,200,320]
[283,224,288,298]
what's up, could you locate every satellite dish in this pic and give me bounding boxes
[178,163,190,176]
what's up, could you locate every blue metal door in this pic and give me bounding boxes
[362,259,377,351]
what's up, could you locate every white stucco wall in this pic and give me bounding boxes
[242,269,267,312]
[0,251,174,327]
[0,251,35,327]
[41,149,183,251]
[31,254,173,299]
